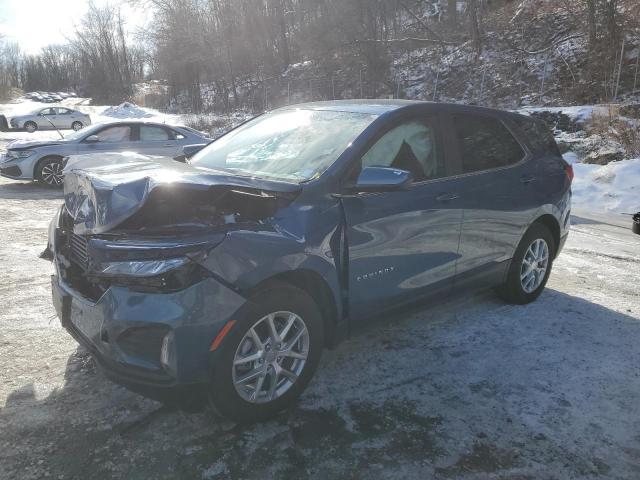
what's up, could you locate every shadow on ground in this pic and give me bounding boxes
[0,181,63,200]
[1,290,640,479]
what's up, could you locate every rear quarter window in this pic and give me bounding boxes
[512,116,561,156]
[452,114,526,173]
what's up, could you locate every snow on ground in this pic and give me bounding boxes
[568,156,640,215]
[100,102,155,119]
[0,173,638,479]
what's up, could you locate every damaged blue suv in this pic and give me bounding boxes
[48,101,572,422]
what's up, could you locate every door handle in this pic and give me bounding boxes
[164,143,174,147]
[520,175,536,184]
[436,192,460,203]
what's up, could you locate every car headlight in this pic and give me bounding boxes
[7,150,34,159]
[98,257,190,277]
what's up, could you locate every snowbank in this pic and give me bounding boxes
[568,154,640,215]
[101,102,153,119]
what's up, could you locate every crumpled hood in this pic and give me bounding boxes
[7,138,67,150]
[63,153,301,235]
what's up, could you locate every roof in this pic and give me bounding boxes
[276,99,519,118]
[277,99,428,115]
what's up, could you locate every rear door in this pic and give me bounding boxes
[137,125,181,157]
[340,112,464,318]
[444,111,537,285]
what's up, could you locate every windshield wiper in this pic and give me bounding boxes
[42,116,65,140]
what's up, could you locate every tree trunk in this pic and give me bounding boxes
[448,0,457,28]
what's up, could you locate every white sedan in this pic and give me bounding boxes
[10,107,92,133]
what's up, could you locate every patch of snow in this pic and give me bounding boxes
[570,157,640,214]
[101,102,154,119]
[562,151,580,164]
[202,461,228,479]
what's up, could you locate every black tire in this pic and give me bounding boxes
[496,223,556,305]
[208,283,324,424]
[24,121,37,133]
[35,157,65,188]
[72,121,83,131]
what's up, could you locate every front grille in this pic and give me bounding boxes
[70,233,89,267]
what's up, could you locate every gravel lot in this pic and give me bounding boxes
[0,172,639,479]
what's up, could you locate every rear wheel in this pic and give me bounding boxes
[208,283,324,423]
[71,121,83,131]
[24,121,37,133]
[497,223,555,304]
[35,157,65,188]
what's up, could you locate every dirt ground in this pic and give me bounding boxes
[0,174,639,480]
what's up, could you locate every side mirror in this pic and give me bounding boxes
[85,135,100,143]
[174,143,207,163]
[351,166,413,192]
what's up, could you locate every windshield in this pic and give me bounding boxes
[189,109,377,182]
[64,123,102,141]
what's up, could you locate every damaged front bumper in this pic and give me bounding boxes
[51,272,244,399]
[52,269,245,400]
[49,212,247,400]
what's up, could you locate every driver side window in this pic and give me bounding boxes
[361,120,443,182]
[94,126,131,143]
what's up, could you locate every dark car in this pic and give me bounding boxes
[48,101,572,422]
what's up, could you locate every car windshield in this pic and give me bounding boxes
[64,123,102,141]
[189,109,378,182]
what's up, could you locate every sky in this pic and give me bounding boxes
[0,0,147,54]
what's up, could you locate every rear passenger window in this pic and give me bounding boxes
[140,126,171,141]
[512,116,561,156]
[452,115,525,173]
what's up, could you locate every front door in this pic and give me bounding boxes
[37,108,57,130]
[79,124,137,154]
[340,116,463,319]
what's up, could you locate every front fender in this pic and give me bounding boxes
[202,225,344,318]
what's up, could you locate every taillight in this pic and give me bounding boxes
[564,163,574,183]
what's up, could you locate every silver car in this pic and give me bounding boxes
[10,107,92,132]
[0,121,211,187]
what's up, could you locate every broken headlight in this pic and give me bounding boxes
[98,257,190,277]
[92,256,212,292]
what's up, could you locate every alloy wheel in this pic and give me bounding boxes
[520,238,549,293]
[72,121,83,131]
[41,161,64,186]
[232,311,309,404]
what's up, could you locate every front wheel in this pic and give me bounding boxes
[497,223,555,304]
[208,283,324,423]
[24,121,37,133]
[36,157,65,188]
[71,121,83,131]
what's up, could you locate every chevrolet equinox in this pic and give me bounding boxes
[48,101,572,422]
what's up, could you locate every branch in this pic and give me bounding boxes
[506,33,583,55]
[397,1,450,51]
[356,37,457,45]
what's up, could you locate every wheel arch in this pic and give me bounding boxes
[249,269,341,349]
[531,214,561,257]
